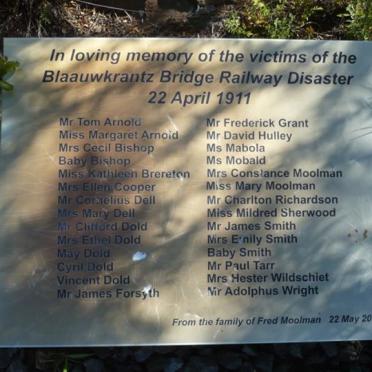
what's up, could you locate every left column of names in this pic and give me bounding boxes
[55,115,160,302]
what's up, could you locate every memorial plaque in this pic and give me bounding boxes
[1,38,372,346]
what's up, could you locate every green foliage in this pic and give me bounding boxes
[344,0,372,40]
[38,0,53,28]
[0,56,19,92]
[224,0,324,39]
[36,350,95,372]
[224,0,371,40]
[224,11,253,37]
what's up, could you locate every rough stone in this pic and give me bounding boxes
[242,345,258,357]
[340,344,361,362]
[321,342,338,358]
[83,358,105,372]
[153,346,177,355]
[184,355,219,372]
[146,355,169,372]
[273,363,291,372]
[253,353,274,372]
[6,359,28,372]
[134,348,153,363]
[111,362,143,372]
[238,361,255,372]
[0,350,16,369]
[288,344,303,359]
[217,351,243,370]
[164,357,183,372]
[112,348,133,362]
[71,366,85,372]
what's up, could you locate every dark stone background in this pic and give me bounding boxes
[1,342,372,371]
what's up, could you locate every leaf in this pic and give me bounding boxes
[0,57,19,91]
[62,358,68,372]
[0,80,13,91]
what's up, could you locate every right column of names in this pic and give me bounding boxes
[205,115,340,301]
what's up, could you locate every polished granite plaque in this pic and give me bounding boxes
[1,38,372,346]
